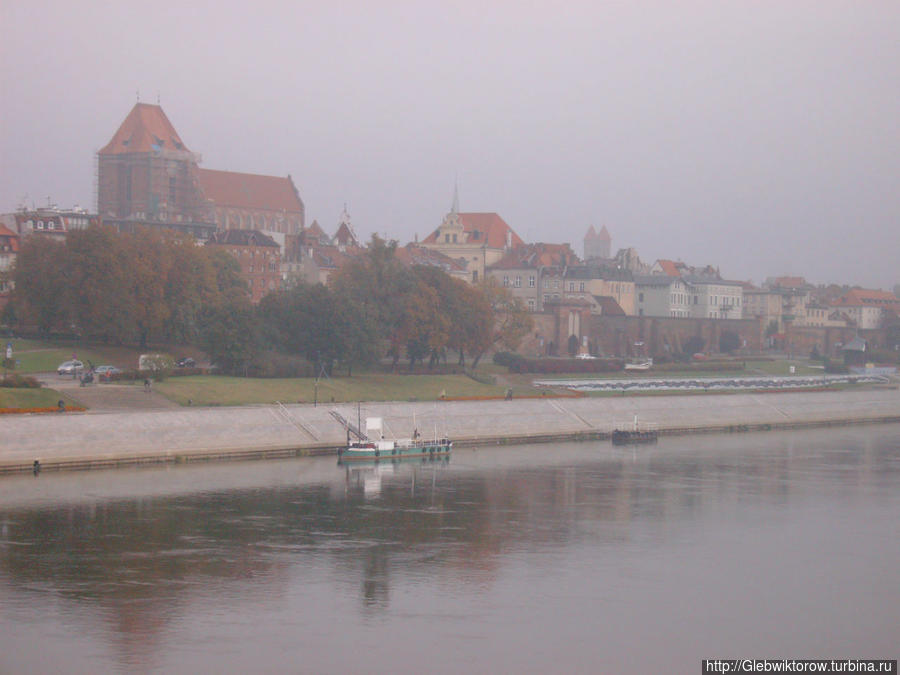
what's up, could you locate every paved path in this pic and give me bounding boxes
[40,373,179,410]
[2,385,899,473]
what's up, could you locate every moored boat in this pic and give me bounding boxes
[337,415,452,462]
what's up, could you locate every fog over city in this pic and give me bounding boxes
[2,1,898,289]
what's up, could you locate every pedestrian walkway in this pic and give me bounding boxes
[40,374,179,411]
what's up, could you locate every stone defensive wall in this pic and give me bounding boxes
[2,386,899,474]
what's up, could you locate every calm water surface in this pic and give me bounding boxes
[1,426,898,674]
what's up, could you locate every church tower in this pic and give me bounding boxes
[584,225,611,260]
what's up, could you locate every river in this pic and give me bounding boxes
[1,425,898,674]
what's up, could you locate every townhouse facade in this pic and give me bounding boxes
[205,229,282,303]
[420,204,524,283]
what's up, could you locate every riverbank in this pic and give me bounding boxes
[2,384,900,474]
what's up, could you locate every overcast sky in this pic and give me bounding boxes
[2,1,898,289]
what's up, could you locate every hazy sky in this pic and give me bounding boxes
[2,1,898,289]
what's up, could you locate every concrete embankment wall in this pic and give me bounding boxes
[2,387,899,474]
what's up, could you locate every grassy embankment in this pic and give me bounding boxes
[1,337,837,408]
[154,371,527,406]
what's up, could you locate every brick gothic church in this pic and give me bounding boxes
[97,103,305,240]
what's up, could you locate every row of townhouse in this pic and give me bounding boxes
[740,278,900,334]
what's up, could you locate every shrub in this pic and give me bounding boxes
[0,373,41,388]
[866,348,899,365]
[246,352,316,378]
[824,358,849,374]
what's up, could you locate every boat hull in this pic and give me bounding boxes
[611,430,658,445]
[339,441,453,461]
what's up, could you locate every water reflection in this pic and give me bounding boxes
[1,426,898,673]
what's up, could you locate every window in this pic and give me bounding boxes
[529,275,535,288]
[37,221,44,230]
[639,292,644,302]
[514,276,521,288]
[569,282,574,292]
[452,234,457,243]
[472,270,478,282]
[579,282,585,292]
[444,234,450,243]
[503,276,509,286]
[528,299,535,311]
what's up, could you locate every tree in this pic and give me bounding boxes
[197,298,260,374]
[397,273,450,370]
[468,279,534,367]
[7,236,69,335]
[331,235,410,369]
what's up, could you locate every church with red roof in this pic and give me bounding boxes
[98,102,304,239]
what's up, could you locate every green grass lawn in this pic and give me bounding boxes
[0,387,78,409]
[154,372,536,406]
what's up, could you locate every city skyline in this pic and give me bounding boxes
[2,1,898,289]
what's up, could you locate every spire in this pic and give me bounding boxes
[450,181,459,215]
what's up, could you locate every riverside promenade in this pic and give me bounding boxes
[2,383,900,474]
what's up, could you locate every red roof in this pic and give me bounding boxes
[832,288,900,308]
[99,103,189,155]
[771,276,807,289]
[655,259,682,276]
[491,242,577,269]
[0,224,18,252]
[422,212,523,249]
[198,169,304,214]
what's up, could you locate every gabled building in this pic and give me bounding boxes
[831,288,900,330]
[486,242,578,312]
[98,102,304,240]
[420,192,524,283]
[331,206,360,251]
[205,229,281,303]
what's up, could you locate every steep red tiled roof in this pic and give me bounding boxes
[422,212,523,249]
[655,259,682,276]
[306,220,327,240]
[99,103,189,155]
[333,221,359,247]
[198,169,303,213]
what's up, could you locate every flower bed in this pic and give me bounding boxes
[0,405,87,414]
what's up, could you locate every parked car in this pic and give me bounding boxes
[176,357,196,368]
[57,360,84,375]
[94,365,122,381]
[575,353,597,360]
